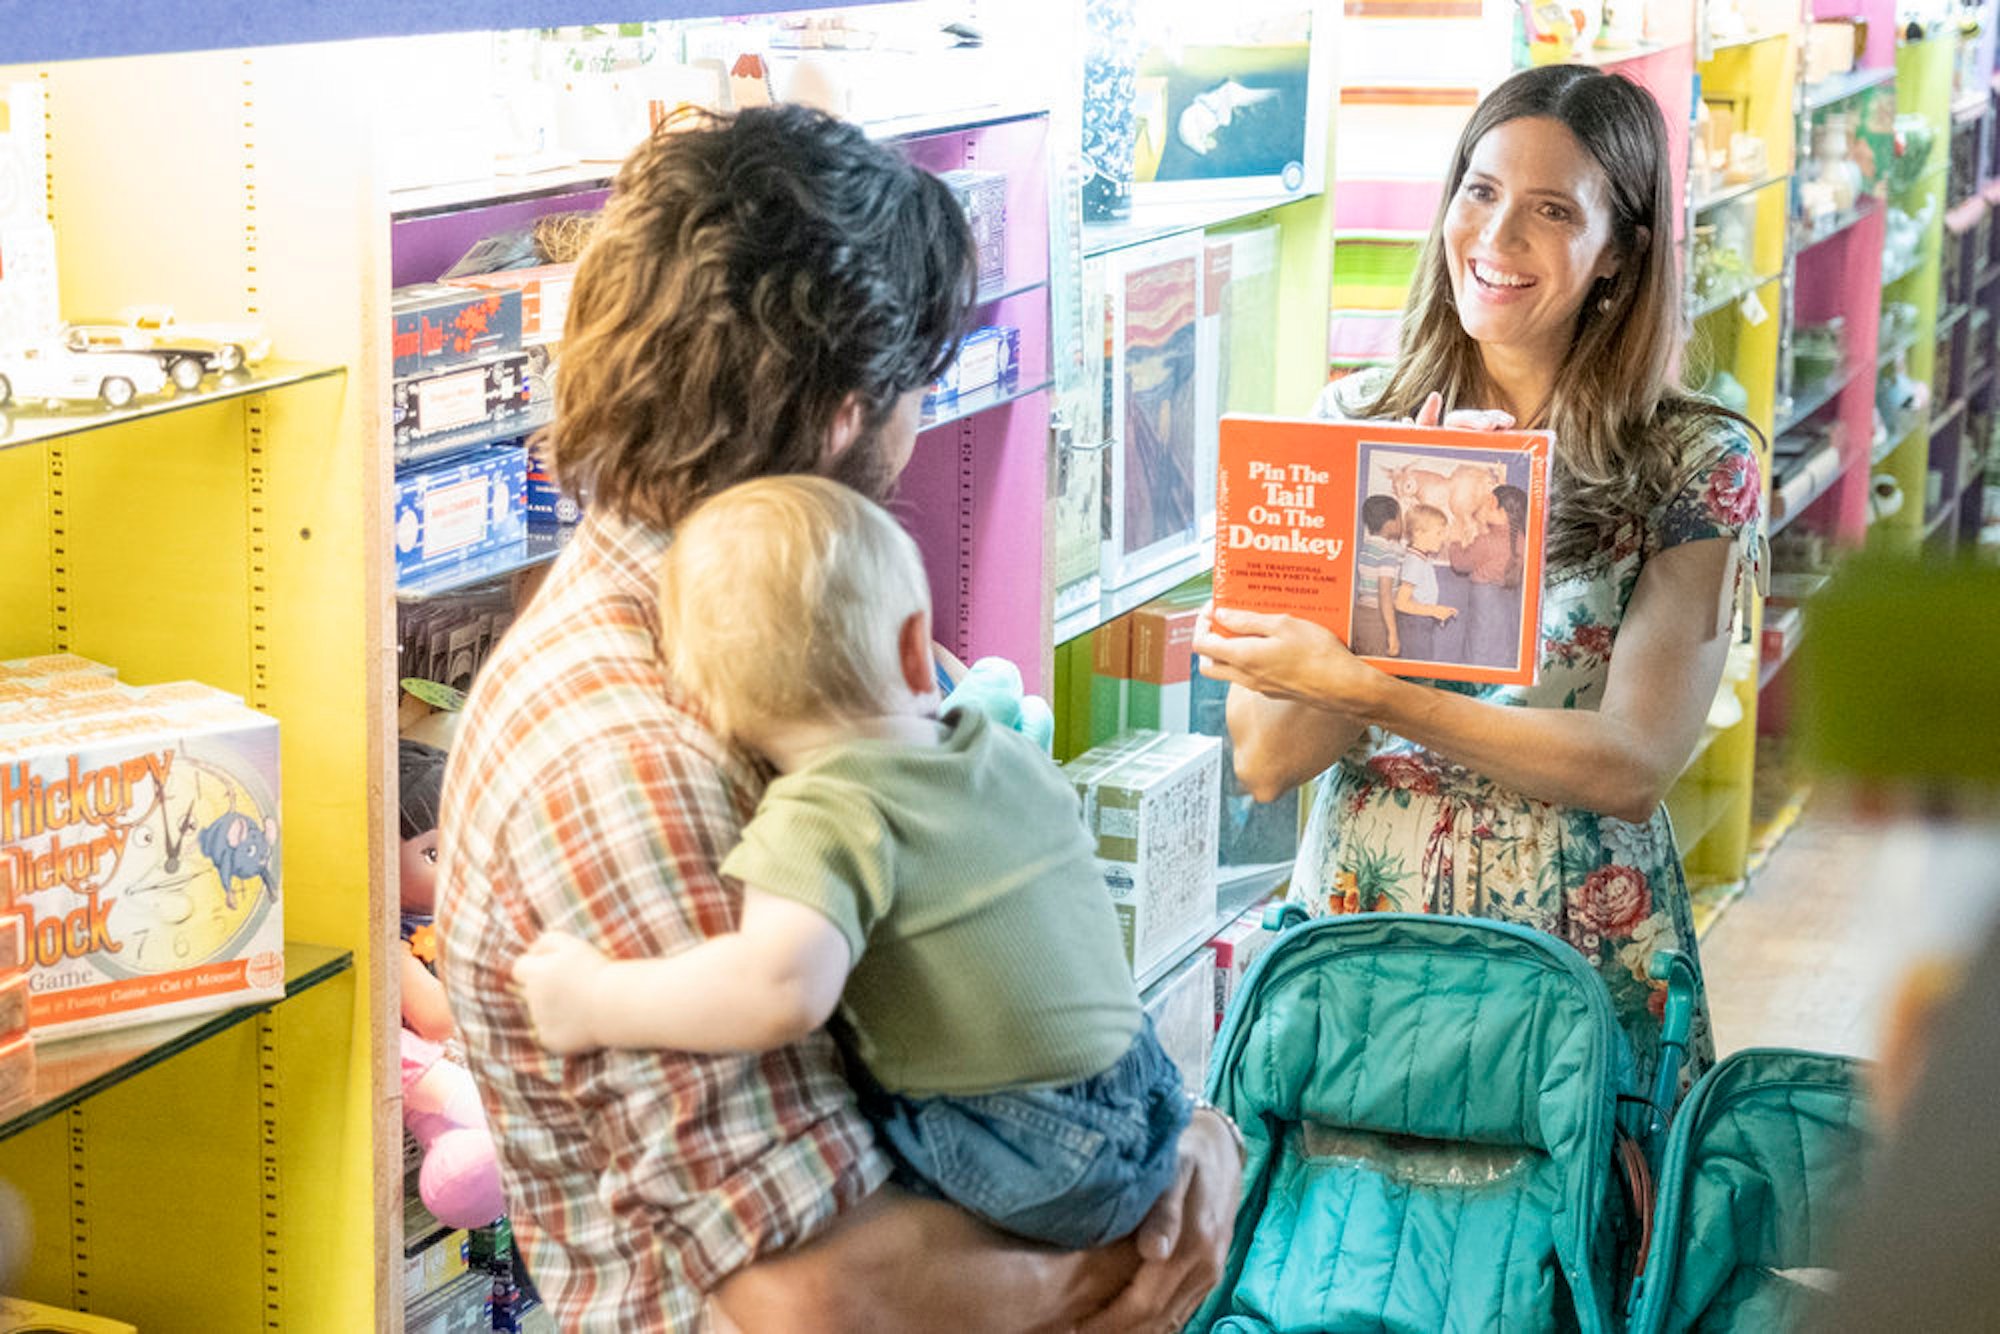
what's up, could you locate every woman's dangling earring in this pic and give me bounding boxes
[1598,292,1614,314]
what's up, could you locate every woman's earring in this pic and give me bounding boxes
[1598,294,1614,313]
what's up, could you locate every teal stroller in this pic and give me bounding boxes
[1190,911,1872,1333]
[1625,1048,1870,1333]
[1191,910,1697,1333]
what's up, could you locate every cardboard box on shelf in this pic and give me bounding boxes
[405,1227,473,1305]
[524,444,582,530]
[445,263,577,343]
[393,445,530,584]
[1089,616,1133,746]
[0,914,22,971]
[0,1032,31,1109]
[925,324,1019,412]
[0,657,284,1041]
[393,283,524,379]
[392,351,538,462]
[1208,906,1277,1032]
[0,654,115,681]
[403,1270,494,1334]
[0,974,25,1041]
[941,168,1009,294]
[1065,731,1220,982]
[1126,585,1208,732]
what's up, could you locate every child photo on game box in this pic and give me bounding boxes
[1213,414,1552,686]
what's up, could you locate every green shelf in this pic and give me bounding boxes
[0,943,353,1142]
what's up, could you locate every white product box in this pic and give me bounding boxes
[1065,730,1221,982]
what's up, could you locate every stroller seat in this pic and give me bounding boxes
[1197,914,1643,1334]
[1627,1048,1870,1334]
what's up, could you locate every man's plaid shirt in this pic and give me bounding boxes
[436,509,888,1331]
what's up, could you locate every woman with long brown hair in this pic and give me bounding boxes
[1195,63,1763,1087]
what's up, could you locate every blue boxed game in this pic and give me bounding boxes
[393,446,528,584]
[524,443,582,530]
[923,324,1019,414]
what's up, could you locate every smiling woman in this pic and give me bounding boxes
[1198,64,1764,1092]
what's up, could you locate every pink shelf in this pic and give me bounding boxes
[891,113,1054,694]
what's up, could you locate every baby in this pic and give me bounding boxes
[1393,503,1459,664]
[512,475,1189,1250]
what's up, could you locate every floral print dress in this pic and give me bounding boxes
[1296,373,1763,1090]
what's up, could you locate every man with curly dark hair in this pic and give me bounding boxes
[436,105,1242,1332]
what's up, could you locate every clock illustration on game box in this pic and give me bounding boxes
[93,738,282,978]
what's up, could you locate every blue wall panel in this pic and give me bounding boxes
[0,1,890,65]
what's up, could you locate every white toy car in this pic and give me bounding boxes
[118,306,271,374]
[62,324,206,390]
[0,341,171,408]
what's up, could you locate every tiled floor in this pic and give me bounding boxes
[1698,802,1883,1060]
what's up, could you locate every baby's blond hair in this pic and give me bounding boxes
[657,475,931,742]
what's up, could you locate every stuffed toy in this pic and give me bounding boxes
[400,739,506,1230]
[941,656,1055,752]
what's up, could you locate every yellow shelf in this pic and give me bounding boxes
[0,944,351,1143]
[1708,30,1789,53]
[1691,270,1782,320]
[0,361,343,453]
[1667,783,1739,853]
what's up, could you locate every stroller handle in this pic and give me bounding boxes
[1263,901,1313,933]
[1647,950,1698,1113]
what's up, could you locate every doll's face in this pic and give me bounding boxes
[400,829,441,915]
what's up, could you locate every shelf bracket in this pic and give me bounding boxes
[257,1012,283,1329]
[65,1103,89,1310]
[45,441,70,654]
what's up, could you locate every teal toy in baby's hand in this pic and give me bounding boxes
[941,656,1056,754]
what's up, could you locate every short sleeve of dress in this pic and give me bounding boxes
[1648,415,1764,595]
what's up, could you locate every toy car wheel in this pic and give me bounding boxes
[216,343,246,373]
[168,356,205,391]
[100,376,137,409]
[0,375,11,407]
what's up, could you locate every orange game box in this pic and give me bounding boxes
[1215,415,1553,687]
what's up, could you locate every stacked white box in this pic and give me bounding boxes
[1065,730,1221,981]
